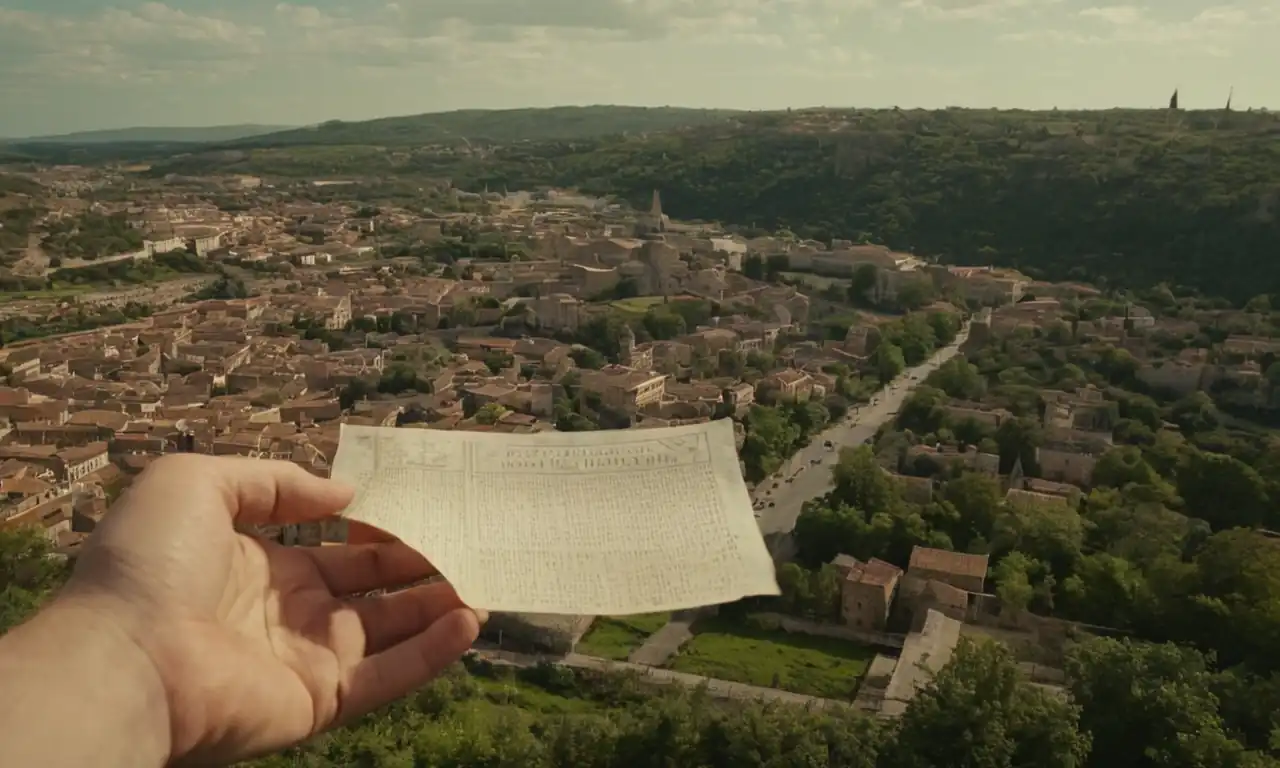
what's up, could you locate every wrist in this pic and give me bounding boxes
[0,597,172,768]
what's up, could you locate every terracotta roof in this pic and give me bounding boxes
[923,579,970,606]
[66,410,130,431]
[849,557,903,587]
[0,477,53,496]
[57,442,109,463]
[908,546,989,580]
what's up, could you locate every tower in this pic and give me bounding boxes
[530,382,555,417]
[638,189,666,235]
[619,324,637,367]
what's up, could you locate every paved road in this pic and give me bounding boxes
[474,647,850,710]
[48,249,146,276]
[753,326,970,536]
[628,608,704,666]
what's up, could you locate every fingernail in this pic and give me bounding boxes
[473,609,490,625]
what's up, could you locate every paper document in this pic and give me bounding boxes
[331,420,780,615]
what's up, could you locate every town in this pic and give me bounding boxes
[1,158,1277,753]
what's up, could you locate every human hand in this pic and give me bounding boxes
[61,455,482,766]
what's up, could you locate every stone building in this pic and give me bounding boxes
[832,554,903,631]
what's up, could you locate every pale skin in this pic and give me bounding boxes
[0,454,483,768]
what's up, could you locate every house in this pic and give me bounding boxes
[722,383,755,416]
[1037,442,1099,488]
[762,369,815,402]
[579,366,667,409]
[1006,488,1072,509]
[831,554,902,631]
[943,401,1012,428]
[879,610,963,717]
[906,546,988,594]
[905,444,1000,477]
[59,443,109,481]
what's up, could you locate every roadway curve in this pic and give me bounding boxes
[753,325,970,537]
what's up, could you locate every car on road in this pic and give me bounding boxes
[823,440,834,449]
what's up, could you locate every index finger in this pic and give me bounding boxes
[125,454,354,525]
[345,521,398,545]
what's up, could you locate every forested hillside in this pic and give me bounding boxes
[226,106,744,148]
[11,124,292,145]
[145,107,1280,302]
[453,108,1280,302]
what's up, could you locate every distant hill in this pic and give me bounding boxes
[15,124,294,145]
[228,106,745,147]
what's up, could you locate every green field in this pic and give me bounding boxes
[576,613,671,661]
[780,271,848,290]
[0,283,96,301]
[466,670,603,717]
[610,296,667,314]
[668,615,875,700]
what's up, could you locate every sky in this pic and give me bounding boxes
[1,0,1277,137]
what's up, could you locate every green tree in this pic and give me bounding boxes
[642,309,686,341]
[849,264,879,304]
[475,403,509,425]
[1067,637,1259,768]
[992,551,1036,613]
[570,347,607,370]
[885,639,1091,768]
[876,342,906,384]
[1177,451,1270,530]
[739,405,800,482]
[931,358,986,400]
[0,527,69,633]
[941,472,1003,550]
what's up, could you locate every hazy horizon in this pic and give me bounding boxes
[5,98,1277,142]
[1,0,1276,137]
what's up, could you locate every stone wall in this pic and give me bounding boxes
[753,612,906,650]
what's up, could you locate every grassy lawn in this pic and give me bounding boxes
[780,271,847,290]
[0,284,96,301]
[576,613,671,661]
[467,674,603,717]
[610,296,666,314]
[668,615,875,700]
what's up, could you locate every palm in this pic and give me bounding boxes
[68,456,480,765]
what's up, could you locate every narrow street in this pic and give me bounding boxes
[753,325,969,537]
[627,324,971,670]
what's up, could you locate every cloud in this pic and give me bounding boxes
[1078,5,1143,25]
[0,3,263,83]
[0,0,887,101]
[1002,2,1274,51]
[900,0,1063,22]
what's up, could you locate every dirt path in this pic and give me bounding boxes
[47,249,145,276]
[627,608,703,666]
